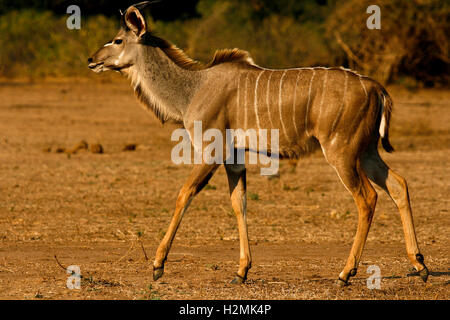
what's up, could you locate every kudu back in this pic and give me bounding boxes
[88,2,429,285]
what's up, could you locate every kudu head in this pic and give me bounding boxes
[88,1,153,73]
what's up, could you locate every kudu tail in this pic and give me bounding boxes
[378,87,394,153]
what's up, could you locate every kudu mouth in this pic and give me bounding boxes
[88,62,104,73]
[88,56,105,73]
[88,56,131,73]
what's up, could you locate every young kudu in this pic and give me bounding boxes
[88,2,429,285]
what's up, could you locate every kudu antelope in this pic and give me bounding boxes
[88,2,429,285]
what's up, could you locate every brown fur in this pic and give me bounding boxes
[150,36,253,71]
[207,48,254,67]
[88,3,428,285]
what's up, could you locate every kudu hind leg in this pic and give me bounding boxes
[153,164,218,281]
[361,151,428,281]
[225,164,252,284]
[333,160,378,285]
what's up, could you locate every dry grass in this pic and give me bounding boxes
[0,79,448,299]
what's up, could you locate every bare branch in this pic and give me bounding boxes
[53,254,67,271]
[333,31,368,69]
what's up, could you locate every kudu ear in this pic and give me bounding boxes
[124,6,147,38]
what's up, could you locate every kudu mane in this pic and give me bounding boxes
[142,34,254,71]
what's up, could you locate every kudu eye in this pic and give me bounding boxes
[114,39,123,45]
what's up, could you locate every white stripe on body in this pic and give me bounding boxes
[305,70,316,137]
[236,73,240,129]
[278,70,290,142]
[254,70,265,131]
[292,70,301,136]
[243,73,249,130]
[359,76,368,98]
[266,71,275,128]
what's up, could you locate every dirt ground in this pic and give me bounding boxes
[0,78,448,300]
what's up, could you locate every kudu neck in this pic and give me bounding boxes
[127,45,204,123]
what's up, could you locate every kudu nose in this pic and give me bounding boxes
[88,57,93,63]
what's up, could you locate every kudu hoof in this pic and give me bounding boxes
[415,254,429,282]
[336,268,356,287]
[230,274,246,284]
[153,266,164,281]
[336,278,349,287]
[419,267,429,283]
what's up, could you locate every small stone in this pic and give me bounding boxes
[123,143,137,151]
[90,143,104,154]
[68,140,88,154]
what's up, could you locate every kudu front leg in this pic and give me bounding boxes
[153,164,218,281]
[225,164,252,284]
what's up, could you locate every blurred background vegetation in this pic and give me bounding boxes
[0,0,448,86]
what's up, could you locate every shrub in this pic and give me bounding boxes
[0,1,447,87]
[0,10,117,77]
[326,0,449,85]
